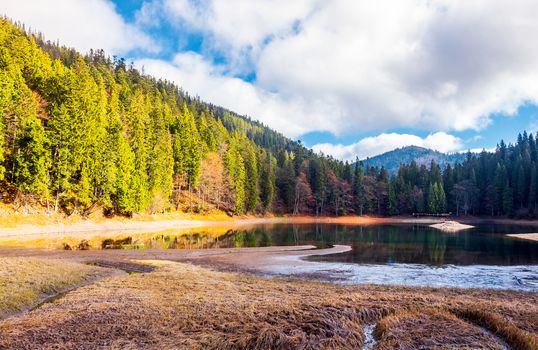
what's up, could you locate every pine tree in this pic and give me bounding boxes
[277,152,296,212]
[0,47,15,181]
[427,183,437,213]
[173,103,201,188]
[147,97,174,212]
[47,104,75,212]
[353,160,365,215]
[126,90,150,212]
[242,141,258,213]
[502,183,514,216]
[11,87,49,199]
[309,157,327,215]
[225,135,246,214]
[387,180,398,215]
[259,151,276,212]
[529,164,538,214]
[115,133,135,215]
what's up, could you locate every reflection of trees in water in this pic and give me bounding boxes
[131,224,538,265]
[426,233,447,265]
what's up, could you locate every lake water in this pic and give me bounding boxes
[174,223,538,291]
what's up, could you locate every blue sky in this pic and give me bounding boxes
[3,0,538,160]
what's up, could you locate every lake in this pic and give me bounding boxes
[155,223,538,290]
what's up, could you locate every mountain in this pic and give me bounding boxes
[362,146,467,174]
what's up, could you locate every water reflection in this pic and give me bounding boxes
[102,224,538,266]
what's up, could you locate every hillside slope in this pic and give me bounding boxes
[362,146,467,173]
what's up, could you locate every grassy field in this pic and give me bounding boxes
[0,257,108,318]
[0,259,536,349]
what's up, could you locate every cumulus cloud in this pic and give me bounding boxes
[6,0,538,145]
[1,0,157,54]
[134,0,538,139]
[135,53,332,137]
[312,132,463,161]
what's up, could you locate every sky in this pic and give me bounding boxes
[3,0,538,161]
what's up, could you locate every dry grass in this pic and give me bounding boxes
[0,260,536,349]
[375,309,503,349]
[0,257,105,318]
[452,306,538,350]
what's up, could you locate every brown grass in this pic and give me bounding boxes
[452,306,538,350]
[0,258,105,318]
[0,260,536,349]
[375,309,504,349]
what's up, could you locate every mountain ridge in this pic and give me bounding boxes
[361,145,468,173]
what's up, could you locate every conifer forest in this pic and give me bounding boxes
[1,18,537,219]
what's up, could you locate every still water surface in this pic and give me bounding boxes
[144,223,538,290]
[239,224,538,265]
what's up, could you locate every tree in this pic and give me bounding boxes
[259,152,276,212]
[225,136,246,214]
[353,160,365,215]
[276,151,296,212]
[126,90,150,212]
[452,180,478,216]
[147,98,174,212]
[12,110,49,200]
[242,141,259,213]
[502,184,514,216]
[387,180,398,215]
[198,152,225,211]
[309,157,327,215]
[294,172,313,214]
[529,165,538,214]
[173,103,201,188]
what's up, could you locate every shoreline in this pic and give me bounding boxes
[3,214,538,240]
[507,233,538,242]
[0,215,447,239]
[0,244,536,291]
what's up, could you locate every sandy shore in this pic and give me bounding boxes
[429,221,475,232]
[0,215,450,239]
[507,233,538,242]
[4,212,538,239]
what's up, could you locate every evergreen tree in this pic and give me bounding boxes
[242,140,259,213]
[225,135,246,214]
[353,160,365,215]
[148,98,174,211]
[126,90,150,212]
[502,184,514,216]
[259,151,276,212]
[174,103,201,188]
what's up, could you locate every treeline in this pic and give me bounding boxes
[0,18,345,216]
[1,19,536,218]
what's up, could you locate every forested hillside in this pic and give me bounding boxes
[1,18,537,218]
[362,146,466,174]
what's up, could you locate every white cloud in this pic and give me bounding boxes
[312,132,463,161]
[1,0,157,54]
[6,0,538,145]
[135,53,332,137]
[136,0,538,139]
